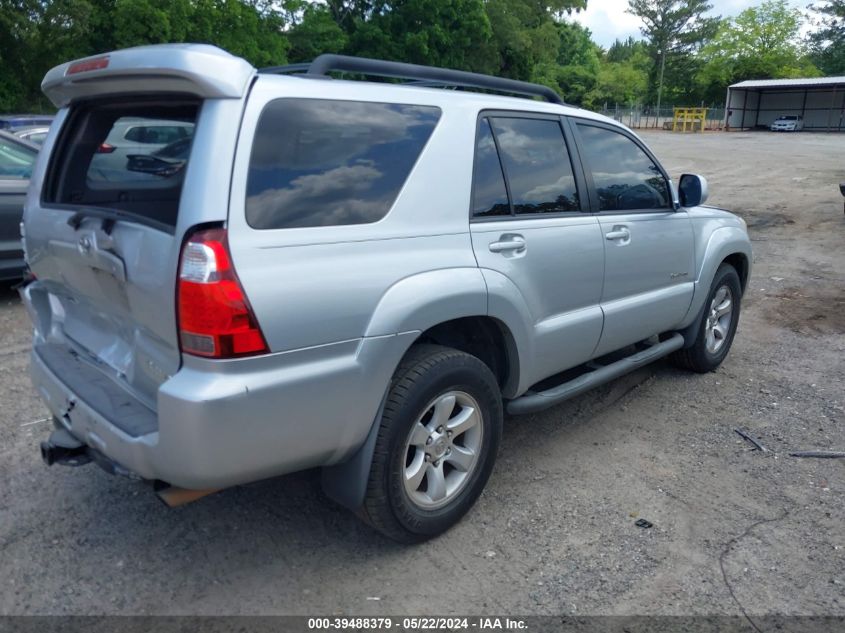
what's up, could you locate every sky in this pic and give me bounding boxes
[572,0,809,48]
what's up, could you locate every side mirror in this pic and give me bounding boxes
[679,174,709,207]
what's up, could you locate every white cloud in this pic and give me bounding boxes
[573,0,642,48]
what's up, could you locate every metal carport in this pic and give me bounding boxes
[725,76,845,131]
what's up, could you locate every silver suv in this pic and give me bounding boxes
[22,45,751,542]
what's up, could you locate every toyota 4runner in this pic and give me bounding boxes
[22,45,751,542]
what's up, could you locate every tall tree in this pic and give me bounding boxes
[588,38,650,107]
[348,0,494,72]
[538,21,601,105]
[286,3,348,62]
[484,0,586,80]
[698,0,819,100]
[809,0,845,74]
[606,36,648,63]
[627,0,720,105]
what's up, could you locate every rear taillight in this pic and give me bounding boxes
[177,227,269,358]
[96,143,115,153]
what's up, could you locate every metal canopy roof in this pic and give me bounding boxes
[730,76,845,90]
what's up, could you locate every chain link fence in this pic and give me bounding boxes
[596,104,727,131]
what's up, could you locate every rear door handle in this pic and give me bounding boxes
[605,228,630,241]
[489,235,526,253]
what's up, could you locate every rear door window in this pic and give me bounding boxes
[44,98,199,230]
[246,99,441,229]
[487,117,580,215]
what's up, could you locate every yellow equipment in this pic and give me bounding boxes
[672,107,707,133]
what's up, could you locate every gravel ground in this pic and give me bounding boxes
[0,131,843,619]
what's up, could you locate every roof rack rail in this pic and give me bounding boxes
[258,62,312,75]
[258,54,564,105]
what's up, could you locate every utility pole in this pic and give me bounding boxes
[655,47,667,126]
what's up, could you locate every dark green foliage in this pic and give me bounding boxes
[0,0,839,114]
[697,0,819,101]
[0,0,289,111]
[809,0,845,75]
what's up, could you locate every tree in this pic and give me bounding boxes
[287,3,348,62]
[348,0,494,72]
[606,36,648,63]
[809,1,845,74]
[627,0,720,105]
[483,0,586,80]
[586,39,650,107]
[532,21,600,105]
[698,0,819,99]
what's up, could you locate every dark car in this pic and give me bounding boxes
[0,130,38,280]
[0,114,54,131]
[126,136,192,177]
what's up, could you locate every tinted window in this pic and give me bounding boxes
[489,117,580,215]
[576,124,670,212]
[472,119,510,217]
[246,99,441,229]
[87,116,195,185]
[44,99,199,229]
[0,137,37,180]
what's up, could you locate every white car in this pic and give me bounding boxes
[770,115,803,132]
[88,117,194,180]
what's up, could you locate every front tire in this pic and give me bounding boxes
[672,263,742,373]
[359,344,502,543]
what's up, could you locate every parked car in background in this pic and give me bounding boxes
[0,114,54,131]
[24,45,752,543]
[126,136,192,177]
[89,117,194,180]
[0,130,38,280]
[14,126,50,145]
[770,115,804,132]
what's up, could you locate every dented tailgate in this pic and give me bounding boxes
[22,45,254,417]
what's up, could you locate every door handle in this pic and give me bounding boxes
[489,235,526,253]
[605,227,630,241]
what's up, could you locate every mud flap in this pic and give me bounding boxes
[321,393,387,511]
[679,291,709,348]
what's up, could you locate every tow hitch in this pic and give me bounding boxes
[40,426,218,507]
[40,428,91,467]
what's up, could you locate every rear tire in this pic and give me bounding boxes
[359,344,502,543]
[672,264,742,373]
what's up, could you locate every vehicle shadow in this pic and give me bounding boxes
[9,359,659,613]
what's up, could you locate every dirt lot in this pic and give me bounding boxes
[0,131,843,620]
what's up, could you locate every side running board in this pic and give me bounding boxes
[507,333,685,415]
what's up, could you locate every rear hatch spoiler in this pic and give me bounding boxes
[42,43,256,107]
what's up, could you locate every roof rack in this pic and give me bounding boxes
[258,54,564,105]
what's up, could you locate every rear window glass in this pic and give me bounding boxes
[246,99,441,229]
[44,99,199,229]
